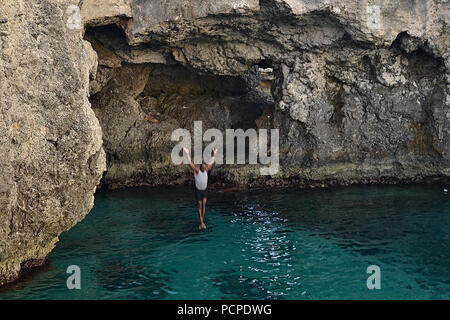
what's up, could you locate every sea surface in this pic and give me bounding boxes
[1,185,449,300]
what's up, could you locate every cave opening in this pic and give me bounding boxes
[84,24,275,189]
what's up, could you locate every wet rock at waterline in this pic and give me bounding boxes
[0,0,106,285]
[0,0,449,285]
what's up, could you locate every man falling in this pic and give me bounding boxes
[183,147,217,230]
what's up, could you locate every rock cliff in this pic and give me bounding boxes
[0,0,105,284]
[84,0,449,188]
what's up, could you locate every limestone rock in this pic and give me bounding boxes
[0,0,106,285]
[83,0,449,187]
[126,0,260,45]
[82,0,132,26]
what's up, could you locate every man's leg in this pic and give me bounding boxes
[197,200,203,229]
[201,197,207,229]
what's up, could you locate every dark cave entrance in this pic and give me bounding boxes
[84,24,275,188]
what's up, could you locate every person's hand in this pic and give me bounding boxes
[183,147,189,155]
[211,148,217,157]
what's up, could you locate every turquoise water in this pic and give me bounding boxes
[0,185,449,300]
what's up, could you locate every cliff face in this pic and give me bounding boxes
[85,0,450,187]
[0,0,448,284]
[0,0,106,284]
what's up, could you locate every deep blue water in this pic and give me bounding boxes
[0,185,449,300]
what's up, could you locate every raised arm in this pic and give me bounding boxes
[206,149,217,171]
[183,147,199,174]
